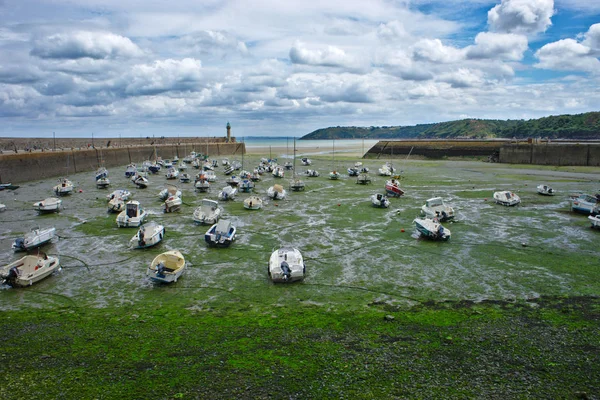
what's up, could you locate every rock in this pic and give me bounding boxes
[384,315,395,321]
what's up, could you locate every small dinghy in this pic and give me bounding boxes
[371,193,390,208]
[537,184,555,196]
[413,218,451,241]
[96,177,110,189]
[493,191,520,206]
[0,183,20,190]
[165,166,179,180]
[357,174,371,185]
[0,203,5,212]
[147,250,185,283]
[193,199,222,225]
[1,254,61,287]
[421,197,454,221]
[272,166,285,178]
[250,170,261,182]
[194,174,210,192]
[107,189,131,201]
[224,165,235,175]
[132,174,149,188]
[158,185,181,201]
[180,173,191,183]
[130,221,165,249]
[589,214,600,229]
[329,170,341,180]
[268,247,305,283]
[108,197,125,213]
[301,157,312,166]
[53,178,74,196]
[385,178,404,197]
[205,170,217,182]
[96,167,108,180]
[570,194,600,215]
[125,164,137,178]
[239,179,254,192]
[205,220,236,247]
[116,200,147,227]
[347,167,359,176]
[33,197,62,213]
[12,227,56,252]
[226,175,241,187]
[243,196,263,210]
[164,195,182,213]
[305,169,320,177]
[218,186,237,201]
[290,178,305,192]
[267,184,286,200]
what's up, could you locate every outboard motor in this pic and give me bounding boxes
[156,262,166,278]
[280,261,291,281]
[12,238,25,251]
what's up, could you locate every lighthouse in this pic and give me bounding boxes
[226,122,231,143]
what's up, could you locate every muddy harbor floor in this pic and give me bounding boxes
[1,156,599,399]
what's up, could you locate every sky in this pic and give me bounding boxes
[0,0,599,138]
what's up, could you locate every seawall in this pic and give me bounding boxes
[499,143,600,166]
[0,142,245,183]
[365,140,505,159]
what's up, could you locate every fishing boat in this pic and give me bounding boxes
[226,175,241,187]
[251,169,261,181]
[329,170,341,180]
[191,158,201,169]
[147,250,185,283]
[116,200,147,227]
[108,196,125,213]
[218,185,237,201]
[95,167,108,181]
[301,157,312,166]
[107,189,131,201]
[493,191,521,206]
[0,183,20,190]
[130,221,165,249]
[243,196,263,210]
[12,227,56,252]
[421,197,455,221]
[357,174,371,185]
[165,166,179,180]
[268,247,305,283]
[205,170,217,182]
[164,194,182,213]
[347,167,359,177]
[239,179,254,192]
[224,165,235,175]
[53,178,73,196]
[204,220,236,247]
[96,177,110,189]
[272,165,285,178]
[570,194,600,215]
[193,199,222,225]
[132,173,149,188]
[371,193,390,208]
[158,185,181,201]
[413,218,451,241]
[125,164,137,178]
[305,169,320,177]
[537,185,556,196]
[385,178,404,197]
[178,162,187,172]
[267,184,286,200]
[179,173,191,183]
[33,197,62,213]
[194,174,210,192]
[1,254,61,287]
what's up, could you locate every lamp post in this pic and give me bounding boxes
[53,132,56,151]
[92,132,94,148]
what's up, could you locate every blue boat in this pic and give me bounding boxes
[570,194,600,215]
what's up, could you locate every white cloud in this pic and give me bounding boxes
[289,41,366,70]
[412,39,465,63]
[534,38,600,72]
[438,68,485,88]
[121,58,204,96]
[31,31,143,60]
[488,0,554,34]
[466,32,528,60]
[582,23,600,54]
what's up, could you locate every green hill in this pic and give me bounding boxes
[300,112,600,140]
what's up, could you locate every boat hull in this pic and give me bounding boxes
[1,255,60,287]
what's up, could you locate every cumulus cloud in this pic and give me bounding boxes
[535,38,600,72]
[582,23,600,53]
[466,32,528,60]
[377,20,409,42]
[121,58,204,96]
[488,0,554,34]
[412,39,464,63]
[438,68,485,88]
[289,41,365,70]
[177,30,248,56]
[31,31,143,60]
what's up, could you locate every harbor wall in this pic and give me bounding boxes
[0,142,245,183]
[365,140,505,159]
[499,143,600,166]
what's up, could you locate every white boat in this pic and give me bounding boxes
[243,196,263,210]
[493,191,521,206]
[191,159,201,169]
[0,203,5,212]
[347,167,359,176]
[413,218,451,241]
[204,220,236,247]
[95,167,108,180]
[147,250,185,283]
[371,193,390,208]
[355,161,363,167]
[1,254,61,287]
[180,173,191,183]
[267,184,286,200]
[205,170,217,182]
[96,177,110,189]
[328,171,341,180]
[537,185,556,196]
[226,175,241,187]
[165,166,179,179]
[218,186,237,201]
[33,197,62,213]
[224,165,235,175]
[125,164,137,177]
[116,200,147,227]
[164,195,183,213]
[12,227,56,252]
[107,189,131,201]
[203,161,214,171]
[194,174,210,192]
[221,158,230,166]
[570,194,600,214]
[284,161,293,170]
[268,247,305,283]
[158,185,181,201]
[272,166,285,178]
[385,178,404,197]
[130,221,165,249]
[290,179,305,191]
[378,165,392,176]
[421,197,454,221]
[53,178,73,196]
[178,162,187,171]
[305,169,320,177]
[357,174,371,185]
[132,174,149,188]
[108,197,125,213]
[193,199,222,225]
[301,157,312,166]
[250,169,261,182]
[239,179,254,192]
[232,160,242,170]
[589,214,600,229]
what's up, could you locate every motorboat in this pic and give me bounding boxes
[158,185,181,201]
[226,175,241,187]
[290,179,305,191]
[371,193,390,208]
[107,189,131,202]
[0,203,5,212]
[95,167,108,180]
[1,254,61,287]
[96,177,110,189]
[385,178,404,197]
[493,191,521,206]
[537,185,556,196]
[360,166,370,173]
[33,197,62,213]
[232,160,242,170]
[179,173,191,183]
[203,161,214,171]
[178,162,187,172]
[570,194,600,215]
[305,170,320,177]
[347,167,359,177]
[191,159,201,169]
[164,194,183,213]
[357,174,371,185]
[205,170,217,182]
[125,164,137,178]
[108,197,125,213]
[243,196,263,210]
[224,165,235,175]
[165,166,179,179]
[272,166,285,178]
[250,170,261,182]
[147,250,185,283]
[268,247,305,283]
[204,220,236,247]
[355,161,363,167]
[378,165,392,176]
[116,200,147,227]
[132,174,149,189]
[148,163,161,174]
[130,221,165,249]
[12,227,56,252]
[239,179,254,192]
[53,178,73,196]
[413,218,451,241]
[0,183,20,190]
[222,158,230,166]
[421,197,455,221]
[194,174,210,192]
[589,214,600,229]
[301,157,312,166]
[284,161,293,170]
[267,184,286,200]
[193,199,222,225]
[218,186,237,201]
[329,170,341,180]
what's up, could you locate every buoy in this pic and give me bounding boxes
[79,189,83,193]
[484,198,487,201]
[274,203,279,207]
[338,204,341,206]
[401,229,405,232]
